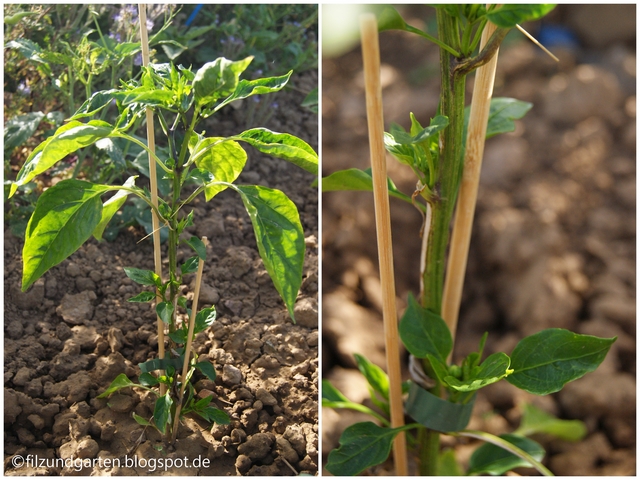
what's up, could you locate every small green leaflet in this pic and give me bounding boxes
[153,393,173,434]
[123,267,161,287]
[97,373,136,398]
[399,293,452,363]
[467,433,545,476]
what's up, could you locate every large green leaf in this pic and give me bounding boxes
[234,185,304,322]
[514,403,587,442]
[506,328,616,395]
[192,137,247,200]
[11,121,113,196]
[4,112,45,152]
[445,352,512,392]
[321,168,416,207]
[70,89,120,120]
[399,293,452,363]
[235,128,318,175]
[467,433,545,476]
[325,422,413,476]
[486,5,556,28]
[193,56,253,107]
[22,180,110,291]
[153,393,173,434]
[213,72,292,113]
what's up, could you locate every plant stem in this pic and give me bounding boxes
[138,3,166,398]
[360,13,408,476]
[418,427,441,475]
[442,18,501,356]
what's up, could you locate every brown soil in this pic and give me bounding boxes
[322,5,635,476]
[4,71,318,476]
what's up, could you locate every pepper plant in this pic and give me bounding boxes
[322,4,615,476]
[11,57,318,442]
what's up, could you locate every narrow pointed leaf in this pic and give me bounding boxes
[198,406,230,424]
[22,180,109,291]
[506,328,616,395]
[186,236,206,260]
[93,176,137,241]
[97,373,136,398]
[235,128,317,175]
[138,372,160,387]
[467,433,545,476]
[325,422,412,476]
[128,291,156,303]
[213,72,292,113]
[515,403,587,441]
[181,256,200,274]
[321,168,415,206]
[234,185,304,322]
[354,353,389,400]
[399,293,452,362]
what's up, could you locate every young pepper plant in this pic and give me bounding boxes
[323,4,615,476]
[11,56,318,442]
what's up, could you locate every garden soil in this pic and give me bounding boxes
[322,5,635,476]
[4,71,318,475]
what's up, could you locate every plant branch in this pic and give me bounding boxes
[453,26,509,77]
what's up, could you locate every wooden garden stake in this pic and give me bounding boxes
[138,4,166,394]
[171,237,207,444]
[360,13,408,476]
[442,17,500,355]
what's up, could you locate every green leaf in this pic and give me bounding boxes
[195,361,217,381]
[438,449,463,476]
[515,403,587,442]
[301,88,318,112]
[354,353,389,400]
[193,56,253,106]
[6,38,48,63]
[213,72,292,113]
[128,291,156,303]
[197,406,230,425]
[4,11,38,25]
[138,372,160,387]
[235,128,318,175]
[93,176,137,241]
[4,112,45,152]
[156,302,174,324]
[191,137,247,200]
[132,413,153,427]
[70,89,120,120]
[399,293,452,362]
[426,354,451,385]
[11,121,113,196]
[321,168,416,207]
[486,4,556,28]
[234,185,304,322]
[153,393,173,434]
[467,433,545,476]
[325,422,413,476]
[168,329,187,344]
[22,180,110,291]
[139,356,183,374]
[195,307,217,333]
[321,380,389,425]
[123,267,161,287]
[97,373,136,398]
[445,352,512,392]
[186,236,206,261]
[506,328,616,395]
[181,256,200,274]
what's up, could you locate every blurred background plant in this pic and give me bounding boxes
[4,3,318,239]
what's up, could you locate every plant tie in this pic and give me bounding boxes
[408,354,436,390]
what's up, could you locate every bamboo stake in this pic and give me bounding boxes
[360,13,408,476]
[442,17,501,356]
[171,238,207,444]
[138,4,166,394]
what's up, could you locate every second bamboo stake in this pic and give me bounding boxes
[360,13,408,476]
